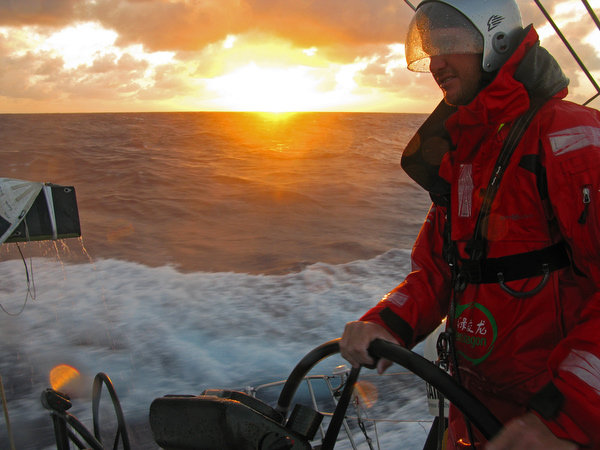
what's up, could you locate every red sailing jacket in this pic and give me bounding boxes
[360,27,600,448]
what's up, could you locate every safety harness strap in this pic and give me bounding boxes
[466,96,549,262]
[450,96,552,294]
[458,242,570,285]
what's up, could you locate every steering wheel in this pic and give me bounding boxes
[275,338,502,449]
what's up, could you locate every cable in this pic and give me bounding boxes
[0,241,36,316]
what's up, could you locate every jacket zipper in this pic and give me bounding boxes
[578,185,591,224]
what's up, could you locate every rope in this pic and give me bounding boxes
[0,374,16,450]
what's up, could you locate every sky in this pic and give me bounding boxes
[0,0,599,113]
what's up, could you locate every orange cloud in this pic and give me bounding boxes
[0,0,598,113]
[0,0,79,27]
[82,0,411,55]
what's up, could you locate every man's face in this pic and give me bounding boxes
[429,53,483,106]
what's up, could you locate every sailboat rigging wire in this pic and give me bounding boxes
[534,0,600,106]
[403,0,417,12]
[355,397,377,450]
[0,227,37,316]
[581,0,600,31]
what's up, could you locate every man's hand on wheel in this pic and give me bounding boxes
[340,321,399,374]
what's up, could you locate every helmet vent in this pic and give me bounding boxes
[492,32,510,54]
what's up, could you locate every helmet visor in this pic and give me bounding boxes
[406,2,484,72]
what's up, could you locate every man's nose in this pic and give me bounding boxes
[429,54,447,73]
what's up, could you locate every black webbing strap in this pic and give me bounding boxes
[459,242,570,284]
[528,381,564,420]
[466,96,548,263]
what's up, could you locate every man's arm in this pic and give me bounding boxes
[340,203,452,370]
[534,103,600,447]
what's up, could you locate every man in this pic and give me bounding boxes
[340,1,600,448]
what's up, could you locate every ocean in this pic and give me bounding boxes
[0,112,434,449]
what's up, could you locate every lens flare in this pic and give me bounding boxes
[49,365,80,392]
[352,380,378,409]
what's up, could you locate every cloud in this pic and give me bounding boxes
[86,0,246,52]
[83,0,597,95]
[526,1,600,104]
[77,0,413,75]
[0,35,61,101]
[102,0,405,48]
[0,1,570,59]
[242,0,411,48]
[0,0,79,27]
[0,1,585,67]
[355,44,440,109]
[85,52,146,75]
[0,24,175,108]
[0,0,598,112]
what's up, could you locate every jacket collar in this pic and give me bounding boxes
[447,26,569,137]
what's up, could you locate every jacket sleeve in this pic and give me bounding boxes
[359,203,453,349]
[539,104,600,447]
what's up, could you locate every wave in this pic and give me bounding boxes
[0,249,416,448]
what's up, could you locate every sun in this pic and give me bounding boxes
[206,62,328,112]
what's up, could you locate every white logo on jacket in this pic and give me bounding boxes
[458,164,473,218]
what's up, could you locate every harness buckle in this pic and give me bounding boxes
[454,272,468,293]
[436,332,452,371]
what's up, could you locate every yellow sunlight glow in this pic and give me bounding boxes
[206,63,325,112]
[40,23,118,69]
[50,364,80,391]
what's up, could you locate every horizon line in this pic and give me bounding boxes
[0,109,428,115]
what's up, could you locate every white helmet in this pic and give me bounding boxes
[406,0,523,73]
